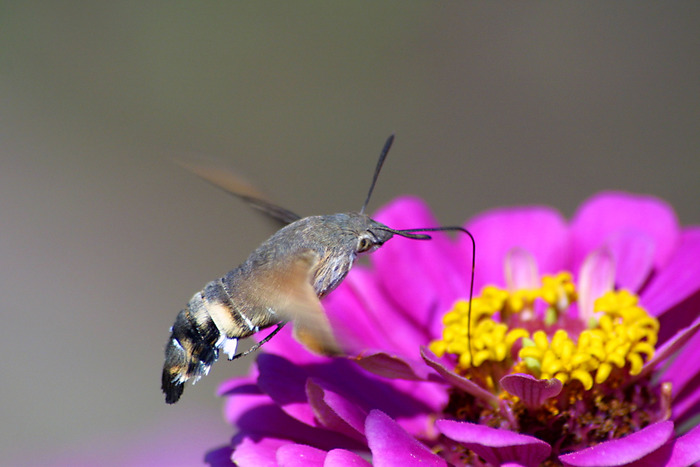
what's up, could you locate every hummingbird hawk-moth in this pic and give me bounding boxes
[161,135,475,404]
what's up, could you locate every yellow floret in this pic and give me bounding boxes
[429,279,658,396]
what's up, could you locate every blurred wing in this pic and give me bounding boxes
[247,250,341,356]
[178,161,302,225]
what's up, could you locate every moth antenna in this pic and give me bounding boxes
[361,134,395,214]
[392,226,476,365]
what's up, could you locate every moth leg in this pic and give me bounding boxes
[229,322,287,361]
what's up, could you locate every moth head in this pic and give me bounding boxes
[354,216,432,255]
[356,221,394,254]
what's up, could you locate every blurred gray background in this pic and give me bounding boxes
[1,2,698,466]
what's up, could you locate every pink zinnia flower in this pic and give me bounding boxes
[207,192,700,467]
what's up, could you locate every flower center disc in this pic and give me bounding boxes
[429,272,669,461]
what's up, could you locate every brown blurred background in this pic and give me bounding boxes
[1,2,698,465]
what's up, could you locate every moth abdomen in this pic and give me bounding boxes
[161,273,282,404]
[161,305,220,404]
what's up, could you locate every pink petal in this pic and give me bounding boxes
[435,419,551,467]
[315,360,439,427]
[635,314,700,382]
[205,444,234,466]
[326,280,455,408]
[642,228,700,317]
[634,423,700,467]
[276,444,327,467]
[577,248,615,322]
[570,191,680,273]
[365,410,447,467]
[228,396,365,456]
[672,383,700,425]
[353,352,426,381]
[606,231,656,292]
[256,353,317,426]
[500,374,563,409]
[223,385,276,428]
[663,326,700,400]
[218,371,260,397]
[306,379,367,441]
[657,291,700,345]
[324,449,372,466]
[505,248,541,290]
[462,206,570,291]
[362,377,444,438]
[559,421,674,467]
[259,354,440,438]
[324,267,430,356]
[226,398,333,447]
[421,347,500,405]
[232,436,290,467]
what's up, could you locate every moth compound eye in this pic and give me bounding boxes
[358,237,373,252]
